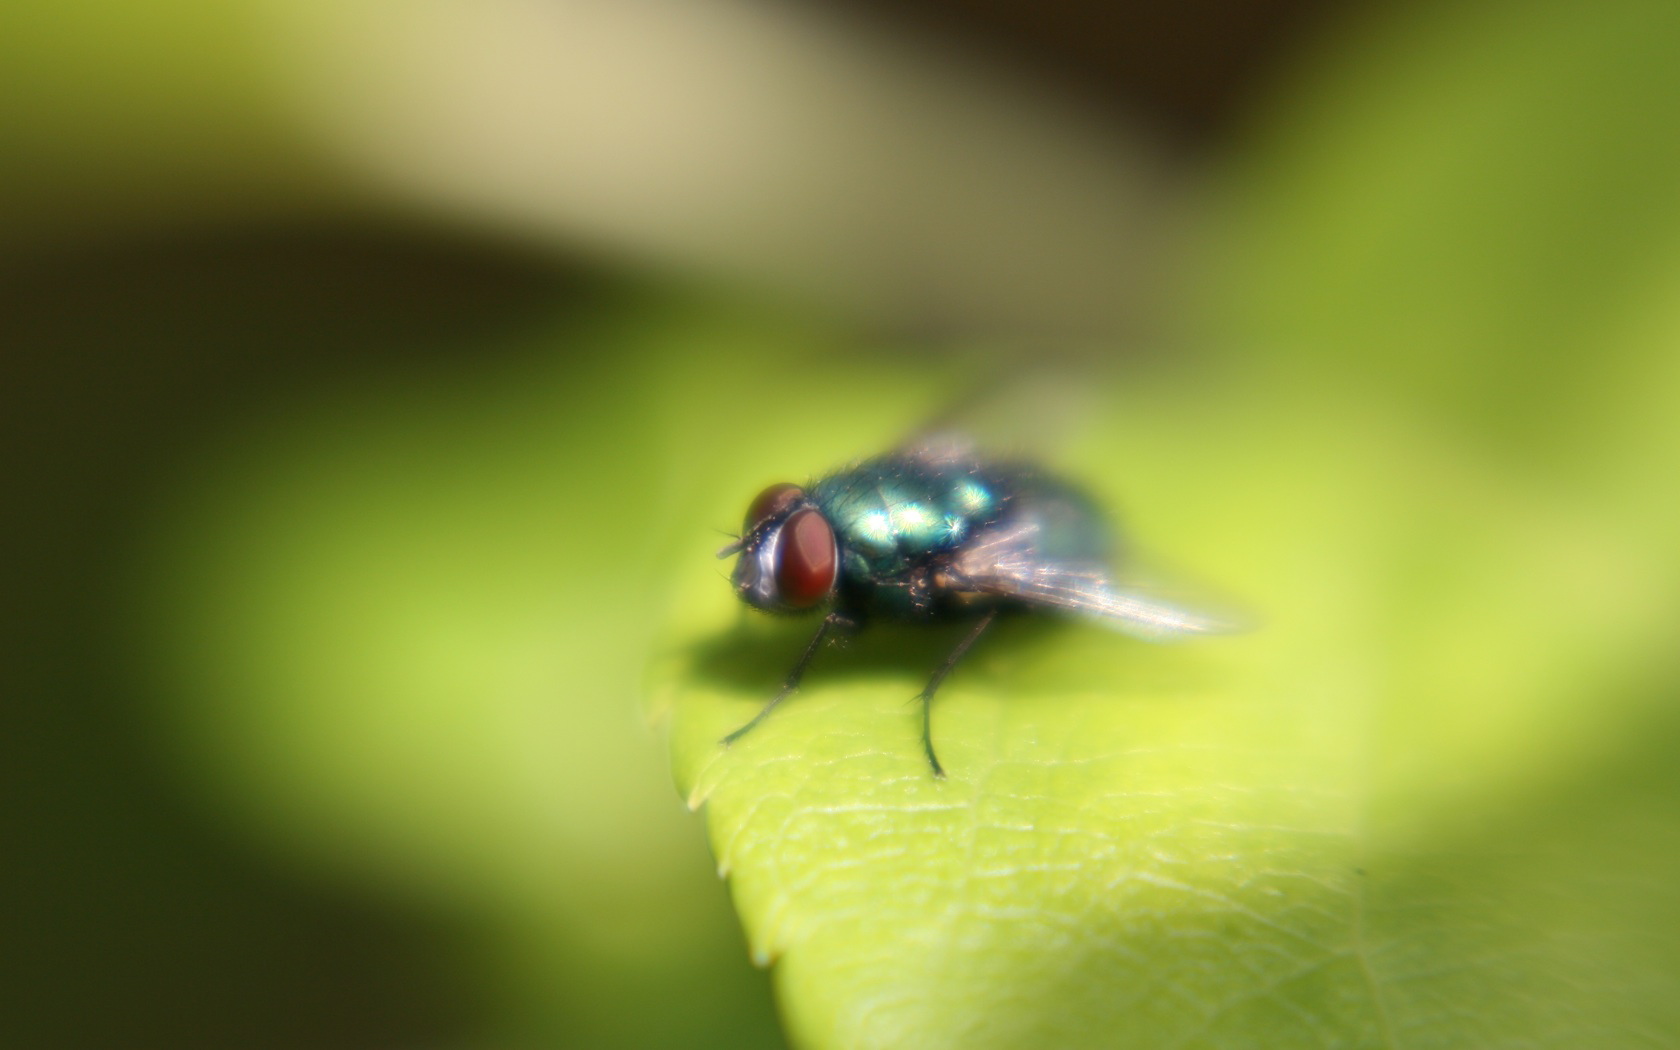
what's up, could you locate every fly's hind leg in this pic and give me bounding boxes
[917,609,998,778]
[722,611,855,748]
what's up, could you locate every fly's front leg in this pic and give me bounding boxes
[722,611,858,748]
[917,609,997,778]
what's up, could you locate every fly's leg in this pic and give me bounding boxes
[722,611,855,748]
[917,609,997,778]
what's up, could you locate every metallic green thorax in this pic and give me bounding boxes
[810,454,1112,621]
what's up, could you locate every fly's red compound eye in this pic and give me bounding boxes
[744,483,803,532]
[775,508,837,608]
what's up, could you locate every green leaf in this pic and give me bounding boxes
[655,1,1680,1046]
[660,378,1680,1046]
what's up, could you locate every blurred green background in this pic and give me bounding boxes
[7,0,1679,1047]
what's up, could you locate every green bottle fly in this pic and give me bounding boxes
[719,441,1227,776]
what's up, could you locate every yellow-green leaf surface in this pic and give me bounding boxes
[655,1,1680,1047]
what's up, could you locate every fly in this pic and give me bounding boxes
[718,440,1232,776]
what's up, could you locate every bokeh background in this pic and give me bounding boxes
[8,1,1679,1047]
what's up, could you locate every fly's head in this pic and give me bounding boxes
[722,483,838,614]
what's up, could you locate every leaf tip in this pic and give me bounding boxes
[685,782,710,811]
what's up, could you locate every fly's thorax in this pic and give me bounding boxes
[811,456,1014,577]
[801,456,1033,623]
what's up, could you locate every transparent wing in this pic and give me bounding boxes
[893,363,1100,465]
[949,519,1241,642]
[968,567,1237,641]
